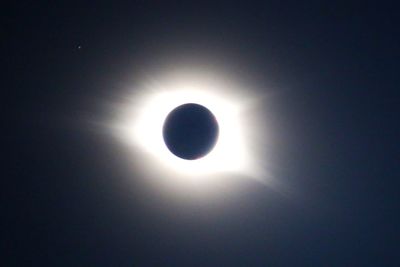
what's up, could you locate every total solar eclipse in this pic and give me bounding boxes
[112,74,262,182]
[163,103,219,160]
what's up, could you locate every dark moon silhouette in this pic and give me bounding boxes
[163,103,219,160]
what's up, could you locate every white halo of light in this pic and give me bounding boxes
[109,69,269,192]
[135,89,248,175]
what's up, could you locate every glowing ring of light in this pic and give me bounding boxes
[110,71,265,188]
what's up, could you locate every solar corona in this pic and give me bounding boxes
[110,69,268,192]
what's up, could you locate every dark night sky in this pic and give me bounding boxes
[4,1,400,266]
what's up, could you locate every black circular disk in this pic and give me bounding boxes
[163,103,219,160]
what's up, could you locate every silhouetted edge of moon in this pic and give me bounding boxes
[163,103,219,160]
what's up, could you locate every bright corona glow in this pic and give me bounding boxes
[136,90,248,174]
[110,70,266,189]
